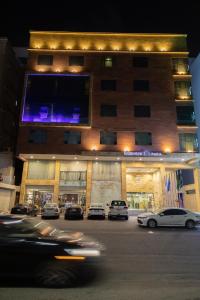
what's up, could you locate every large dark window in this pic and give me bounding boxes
[176,106,195,125]
[101,80,116,91]
[135,132,152,145]
[68,56,84,66]
[37,55,53,65]
[133,80,149,91]
[134,105,151,117]
[133,57,148,68]
[100,131,117,145]
[64,131,81,144]
[22,74,90,124]
[101,104,117,117]
[179,133,198,152]
[28,129,47,144]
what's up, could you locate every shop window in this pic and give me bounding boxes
[60,171,86,187]
[101,80,116,91]
[68,56,84,66]
[37,55,53,65]
[133,80,149,91]
[28,129,47,144]
[172,58,189,74]
[101,104,117,117]
[133,57,148,68]
[28,161,55,179]
[174,81,192,99]
[26,185,54,206]
[64,131,81,144]
[179,133,198,152]
[135,132,152,145]
[134,105,151,117]
[104,56,113,67]
[100,131,117,145]
[176,106,195,125]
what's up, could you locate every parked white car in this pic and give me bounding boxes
[41,203,60,219]
[137,208,200,229]
[87,204,105,220]
[108,200,128,220]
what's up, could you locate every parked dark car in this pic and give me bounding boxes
[65,206,84,220]
[11,204,38,217]
[0,215,104,287]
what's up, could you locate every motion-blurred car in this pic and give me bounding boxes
[87,205,105,220]
[11,204,38,217]
[41,203,60,219]
[65,206,84,220]
[108,200,128,220]
[137,207,200,229]
[0,215,104,287]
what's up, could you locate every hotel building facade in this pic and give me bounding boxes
[17,31,200,212]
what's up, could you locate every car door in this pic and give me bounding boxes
[157,209,177,226]
[173,209,188,225]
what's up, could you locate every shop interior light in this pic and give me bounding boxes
[95,157,98,160]
[52,156,56,159]
[74,157,77,160]
[30,155,34,159]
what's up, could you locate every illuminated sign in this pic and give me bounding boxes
[124,151,163,157]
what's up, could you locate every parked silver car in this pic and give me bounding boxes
[41,203,60,219]
[108,200,128,220]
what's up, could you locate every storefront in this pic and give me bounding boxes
[19,152,200,212]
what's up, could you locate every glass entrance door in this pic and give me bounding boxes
[127,192,154,210]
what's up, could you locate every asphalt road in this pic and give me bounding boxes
[1,216,200,300]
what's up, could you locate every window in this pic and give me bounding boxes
[163,209,187,216]
[172,58,189,74]
[69,56,84,66]
[100,131,117,145]
[101,80,116,91]
[133,57,148,68]
[179,133,198,152]
[37,55,53,65]
[176,106,195,125]
[64,131,81,144]
[135,132,152,145]
[134,105,151,117]
[104,56,113,67]
[133,80,149,91]
[174,81,192,99]
[28,129,47,144]
[28,161,55,179]
[101,104,117,117]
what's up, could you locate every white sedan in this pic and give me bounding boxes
[137,208,200,229]
[41,203,60,219]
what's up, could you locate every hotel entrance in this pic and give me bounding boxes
[127,192,154,210]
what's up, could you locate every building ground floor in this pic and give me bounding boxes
[19,152,200,213]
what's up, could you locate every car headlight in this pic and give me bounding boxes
[138,216,148,219]
[64,248,101,257]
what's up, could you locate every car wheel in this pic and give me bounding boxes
[125,216,128,220]
[148,219,157,228]
[185,220,195,229]
[36,262,78,288]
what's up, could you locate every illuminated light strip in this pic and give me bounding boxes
[172,74,192,77]
[30,31,187,37]
[175,99,193,102]
[177,126,198,129]
[54,256,85,260]
[28,48,189,55]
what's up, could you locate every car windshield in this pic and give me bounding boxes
[111,201,126,206]
[1,218,59,237]
[44,203,58,208]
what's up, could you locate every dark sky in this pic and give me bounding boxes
[1,0,200,56]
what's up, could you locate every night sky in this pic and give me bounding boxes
[1,0,200,57]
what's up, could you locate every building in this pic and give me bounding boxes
[17,31,200,212]
[0,38,24,210]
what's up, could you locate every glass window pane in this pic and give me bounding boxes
[135,132,152,145]
[69,56,84,66]
[179,133,198,152]
[174,81,192,99]
[64,131,81,144]
[37,55,53,65]
[28,129,47,144]
[104,57,113,67]
[28,161,55,179]
[134,105,151,117]
[176,106,195,125]
[100,131,117,145]
[172,58,189,74]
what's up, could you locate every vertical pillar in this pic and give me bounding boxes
[53,160,60,203]
[86,161,92,212]
[19,161,28,203]
[121,161,127,200]
[159,165,166,208]
[194,168,200,211]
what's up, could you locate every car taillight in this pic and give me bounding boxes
[124,206,128,209]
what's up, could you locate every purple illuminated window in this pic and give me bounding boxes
[22,74,90,124]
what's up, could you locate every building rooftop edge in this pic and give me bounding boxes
[29,31,187,37]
